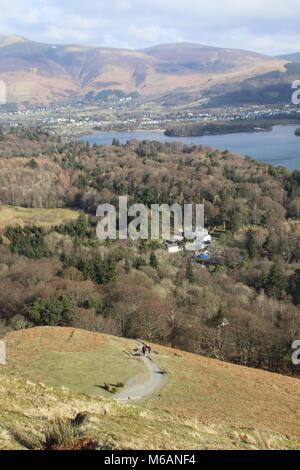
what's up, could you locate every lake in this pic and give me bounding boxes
[82,124,300,170]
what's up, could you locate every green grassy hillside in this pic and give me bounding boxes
[3,327,147,397]
[0,206,78,230]
[0,326,300,450]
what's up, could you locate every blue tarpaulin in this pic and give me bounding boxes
[193,253,210,261]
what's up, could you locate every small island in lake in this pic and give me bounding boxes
[295,127,300,136]
[165,121,272,137]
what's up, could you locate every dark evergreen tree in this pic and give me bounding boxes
[263,233,277,256]
[133,256,147,270]
[27,296,71,326]
[246,231,259,259]
[5,226,49,259]
[186,257,196,284]
[149,251,158,269]
[103,255,117,284]
[112,137,121,147]
[124,257,131,274]
[231,211,242,235]
[263,263,288,300]
[289,269,300,304]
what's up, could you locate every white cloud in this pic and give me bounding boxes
[0,0,299,54]
[128,25,183,45]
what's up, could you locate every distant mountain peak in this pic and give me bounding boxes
[277,52,300,63]
[0,34,27,47]
[0,35,287,105]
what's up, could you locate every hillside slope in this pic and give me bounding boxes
[0,35,286,104]
[0,327,300,450]
[278,52,300,62]
[0,206,78,230]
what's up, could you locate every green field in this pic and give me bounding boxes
[3,327,147,398]
[0,205,79,230]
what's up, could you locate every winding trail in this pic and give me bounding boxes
[115,355,165,403]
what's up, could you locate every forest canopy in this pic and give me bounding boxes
[0,128,299,377]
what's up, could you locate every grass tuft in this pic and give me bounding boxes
[42,416,97,450]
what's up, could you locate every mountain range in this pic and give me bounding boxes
[0,35,296,106]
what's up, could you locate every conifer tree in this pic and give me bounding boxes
[186,257,195,284]
[150,251,158,269]
[263,263,288,300]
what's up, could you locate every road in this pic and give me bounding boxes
[115,355,165,403]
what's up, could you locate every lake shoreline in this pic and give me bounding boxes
[81,124,300,170]
[164,121,273,137]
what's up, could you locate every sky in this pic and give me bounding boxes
[0,0,299,55]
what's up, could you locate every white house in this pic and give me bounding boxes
[168,243,183,254]
[203,234,212,245]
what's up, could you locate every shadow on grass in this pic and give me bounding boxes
[94,382,125,393]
